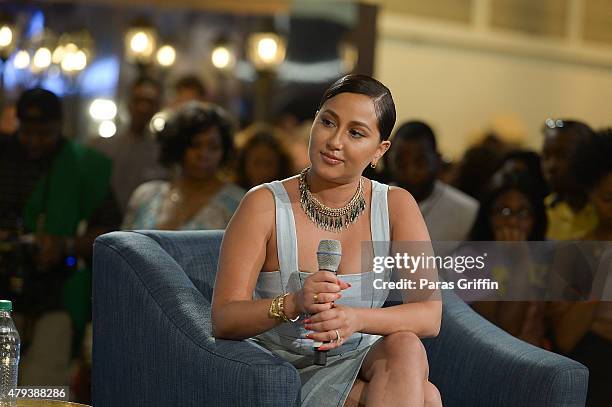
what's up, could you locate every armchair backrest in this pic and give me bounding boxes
[132,230,224,301]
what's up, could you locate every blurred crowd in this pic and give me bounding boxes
[0,75,610,406]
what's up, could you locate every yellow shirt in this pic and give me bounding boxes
[545,195,598,240]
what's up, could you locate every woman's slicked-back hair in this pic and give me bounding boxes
[156,101,234,168]
[318,74,396,141]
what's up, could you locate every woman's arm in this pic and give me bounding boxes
[212,185,344,339]
[355,187,441,338]
[306,187,441,348]
[353,301,441,338]
[211,186,285,339]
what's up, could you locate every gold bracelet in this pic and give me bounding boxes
[279,293,300,322]
[268,294,283,320]
[268,295,280,320]
[268,293,299,322]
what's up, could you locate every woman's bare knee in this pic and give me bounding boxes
[383,331,429,377]
[424,381,442,407]
[358,333,431,406]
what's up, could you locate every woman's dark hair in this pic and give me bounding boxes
[498,149,549,199]
[452,143,507,200]
[236,128,294,189]
[469,170,548,241]
[574,128,612,191]
[156,101,234,168]
[318,74,396,141]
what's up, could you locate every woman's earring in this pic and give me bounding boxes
[370,162,377,169]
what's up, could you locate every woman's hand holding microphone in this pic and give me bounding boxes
[295,270,347,313]
[290,271,360,351]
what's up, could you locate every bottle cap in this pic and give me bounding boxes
[0,300,13,312]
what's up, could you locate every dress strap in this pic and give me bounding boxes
[264,181,299,292]
[370,180,390,258]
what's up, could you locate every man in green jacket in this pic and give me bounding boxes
[0,88,120,385]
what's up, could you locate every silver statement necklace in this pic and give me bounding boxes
[299,167,366,232]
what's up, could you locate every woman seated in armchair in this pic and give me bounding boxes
[212,74,442,407]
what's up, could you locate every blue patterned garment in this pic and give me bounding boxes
[122,180,245,230]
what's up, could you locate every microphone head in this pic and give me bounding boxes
[317,240,342,272]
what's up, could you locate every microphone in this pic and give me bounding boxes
[313,239,342,366]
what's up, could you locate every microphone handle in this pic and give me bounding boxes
[313,267,335,366]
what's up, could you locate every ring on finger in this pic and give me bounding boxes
[334,329,341,342]
[313,293,318,303]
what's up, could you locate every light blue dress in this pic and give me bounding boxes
[121,180,245,230]
[248,180,392,406]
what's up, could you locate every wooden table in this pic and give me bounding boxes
[17,400,90,407]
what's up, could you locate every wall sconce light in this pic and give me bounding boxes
[29,29,57,75]
[32,47,52,71]
[247,32,286,71]
[0,13,17,63]
[0,12,17,99]
[89,98,117,121]
[59,43,87,74]
[13,49,30,69]
[98,120,117,138]
[156,44,176,67]
[211,38,236,71]
[124,19,157,65]
[0,26,15,57]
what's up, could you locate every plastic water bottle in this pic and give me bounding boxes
[0,300,20,406]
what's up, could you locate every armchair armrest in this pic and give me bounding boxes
[423,291,588,407]
[93,231,301,407]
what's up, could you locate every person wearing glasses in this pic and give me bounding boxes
[468,170,549,346]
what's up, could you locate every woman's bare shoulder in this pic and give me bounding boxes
[388,187,430,241]
[224,185,276,243]
[387,185,430,240]
[387,185,419,215]
[239,184,275,213]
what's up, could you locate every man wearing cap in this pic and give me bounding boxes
[0,88,120,385]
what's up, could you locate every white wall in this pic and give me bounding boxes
[375,13,612,160]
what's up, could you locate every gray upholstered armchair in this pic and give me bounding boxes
[93,230,588,406]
